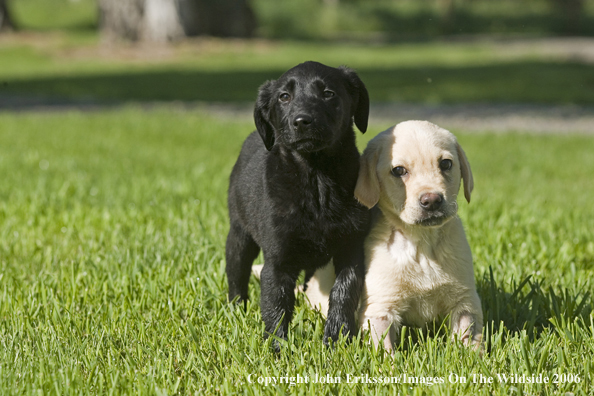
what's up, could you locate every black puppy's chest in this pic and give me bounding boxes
[266,159,364,255]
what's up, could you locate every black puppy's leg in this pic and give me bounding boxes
[226,222,260,305]
[324,240,366,345]
[259,263,299,350]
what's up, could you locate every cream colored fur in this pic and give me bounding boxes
[253,120,482,351]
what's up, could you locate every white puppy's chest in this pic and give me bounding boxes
[361,225,468,327]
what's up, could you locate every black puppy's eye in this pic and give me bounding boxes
[279,93,291,103]
[440,159,453,171]
[323,90,335,98]
[391,166,407,177]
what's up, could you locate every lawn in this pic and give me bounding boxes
[0,108,593,395]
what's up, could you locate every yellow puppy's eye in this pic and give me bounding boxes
[440,159,453,171]
[391,166,407,177]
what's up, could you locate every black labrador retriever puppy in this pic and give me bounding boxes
[226,61,370,348]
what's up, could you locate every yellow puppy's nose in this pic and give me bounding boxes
[419,193,443,211]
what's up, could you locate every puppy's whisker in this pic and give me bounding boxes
[452,201,459,212]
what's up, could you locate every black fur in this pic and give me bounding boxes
[226,61,370,349]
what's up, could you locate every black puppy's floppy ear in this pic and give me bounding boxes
[340,66,370,134]
[254,80,275,151]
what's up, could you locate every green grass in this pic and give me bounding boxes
[9,0,97,32]
[1,37,594,106]
[0,108,593,394]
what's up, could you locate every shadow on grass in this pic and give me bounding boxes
[478,267,592,343]
[374,10,594,38]
[395,268,592,354]
[1,60,594,108]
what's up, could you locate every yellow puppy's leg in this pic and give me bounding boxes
[362,316,397,353]
[251,264,264,278]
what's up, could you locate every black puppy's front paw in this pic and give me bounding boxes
[228,293,249,310]
[263,331,286,353]
[323,315,356,346]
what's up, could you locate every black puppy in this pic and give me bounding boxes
[226,61,370,347]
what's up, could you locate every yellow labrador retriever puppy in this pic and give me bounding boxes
[353,120,482,351]
[253,120,482,351]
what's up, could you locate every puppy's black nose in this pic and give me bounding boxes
[293,114,313,128]
[419,193,443,211]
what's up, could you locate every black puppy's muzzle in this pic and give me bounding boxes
[289,113,328,152]
[293,114,313,129]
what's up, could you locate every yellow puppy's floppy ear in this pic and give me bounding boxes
[354,136,383,208]
[456,142,474,203]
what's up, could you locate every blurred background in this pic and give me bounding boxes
[1,0,594,131]
[2,0,594,39]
